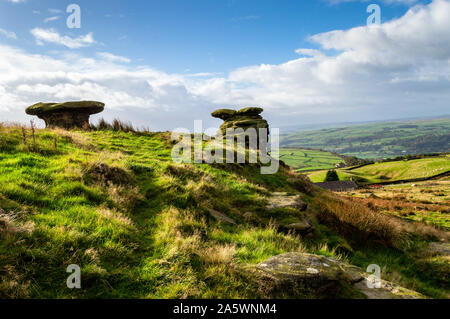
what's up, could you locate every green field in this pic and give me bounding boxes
[308,156,450,184]
[278,148,344,172]
[281,117,450,159]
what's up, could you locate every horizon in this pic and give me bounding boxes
[1,0,449,131]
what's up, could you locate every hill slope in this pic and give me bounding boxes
[280,118,450,159]
[0,124,448,298]
[308,156,450,184]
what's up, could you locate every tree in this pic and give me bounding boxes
[325,170,339,182]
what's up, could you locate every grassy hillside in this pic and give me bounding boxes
[308,156,450,184]
[0,123,449,299]
[278,148,344,172]
[280,118,450,159]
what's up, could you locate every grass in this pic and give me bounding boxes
[343,178,450,230]
[278,148,344,172]
[308,156,450,184]
[280,117,450,159]
[0,122,448,299]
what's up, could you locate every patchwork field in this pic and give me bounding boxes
[278,148,344,172]
[280,117,450,159]
[308,156,450,184]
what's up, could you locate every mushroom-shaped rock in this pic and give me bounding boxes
[26,101,105,129]
[211,107,269,147]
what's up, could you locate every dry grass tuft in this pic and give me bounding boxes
[198,244,236,265]
[0,209,34,238]
[106,183,144,212]
[315,192,408,248]
[316,191,449,247]
[84,162,133,186]
[91,118,136,133]
[165,163,205,180]
[97,207,134,227]
[0,265,30,298]
[50,127,91,148]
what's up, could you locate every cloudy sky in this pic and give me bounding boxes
[0,0,448,131]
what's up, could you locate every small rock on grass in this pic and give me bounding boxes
[208,208,236,225]
[255,252,425,299]
[266,193,308,211]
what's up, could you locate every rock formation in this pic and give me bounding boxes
[211,107,269,146]
[256,252,424,299]
[25,101,105,130]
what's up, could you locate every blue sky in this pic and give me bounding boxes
[0,0,447,131]
[1,0,426,73]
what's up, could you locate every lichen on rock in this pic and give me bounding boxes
[254,252,425,299]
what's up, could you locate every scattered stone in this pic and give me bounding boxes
[353,279,424,299]
[255,252,424,299]
[366,193,380,199]
[266,192,308,211]
[208,208,236,225]
[284,220,314,234]
[428,242,450,256]
[26,101,105,130]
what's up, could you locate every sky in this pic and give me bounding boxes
[0,0,448,131]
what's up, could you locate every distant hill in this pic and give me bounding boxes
[308,155,450,184]
[280,117,450,159]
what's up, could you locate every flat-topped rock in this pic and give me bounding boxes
[236,107,263,116]
[26,101,105,130]
[211,109,237,121]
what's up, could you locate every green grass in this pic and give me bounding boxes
[308,156,450,184]
[278,148,344,172]
[0,124,448,299]
[280,117,450,159]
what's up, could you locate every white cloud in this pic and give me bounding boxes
[8,0,26,3]
[327,0,420,5]
[44,16,60,23]
[30,28,96,49]
[0,28,17,39]
[0,0,449,130]
[97,52,131,63]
